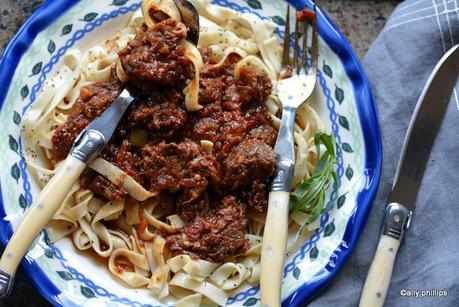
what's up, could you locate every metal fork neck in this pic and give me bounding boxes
[272,106,297,192]
[274,106,296,160]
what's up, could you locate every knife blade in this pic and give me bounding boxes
[359,44,459,307]
[389,45,459,210]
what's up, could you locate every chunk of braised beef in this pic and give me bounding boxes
[177,191,209,222]
[240,179,269,212]
[139,140,220,194]
[244,105,275,132]
[166,196,249,262]
[188,154,221,183]
[140,140,199,192]
[248,124,277,147]
[51,113,90,161]
[224,66,272,111]
[118,18,194,92]
[78,78,124,118]
[128,100,187,138]
[215,111,247,156]
[197,100,222,118]
[191,117,221,143]
[51,71,122,161]
[224,138,276,190]
[80,169,127,200]
[101,139,140,182]
[199,77,225,105]
[148,101,187,136]
[156,192,177,217]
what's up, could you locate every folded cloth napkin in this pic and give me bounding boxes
[310,1,459,306]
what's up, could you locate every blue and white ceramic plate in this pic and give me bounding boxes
[0,0,381,306]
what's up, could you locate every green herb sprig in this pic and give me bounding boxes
[290,132,339,227]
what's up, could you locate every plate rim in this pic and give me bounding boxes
[0,0,382,306]
[0,1,81,306]
[285,0,382,305]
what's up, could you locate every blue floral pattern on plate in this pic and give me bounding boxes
[0,0,381,306]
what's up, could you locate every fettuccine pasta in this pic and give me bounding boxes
[22,0,327,305]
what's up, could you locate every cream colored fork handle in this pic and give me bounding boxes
[359,235,401,307]
[0,155,86,275]
[260,191,290,307]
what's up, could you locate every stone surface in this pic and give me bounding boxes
[319,0,402,57]
[0,0,400,305]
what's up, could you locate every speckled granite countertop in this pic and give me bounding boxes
[0,0,400,306]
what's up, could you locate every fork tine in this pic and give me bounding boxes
[300,18,308,73]
[282,5,291,67]
[311,4,319,71]
[293,18,300,73]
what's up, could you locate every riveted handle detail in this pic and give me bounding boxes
[381,203,412,240]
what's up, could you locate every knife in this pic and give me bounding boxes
[359,44,459,307]
[0,89,134,298]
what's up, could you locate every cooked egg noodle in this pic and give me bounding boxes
[22,0,329,305]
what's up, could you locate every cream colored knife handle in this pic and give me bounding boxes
[359,203,412,307]
[359,235,401,307]
[0,155,86,295]
[260,191,289,307]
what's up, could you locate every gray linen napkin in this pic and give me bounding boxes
[310,0,459,306]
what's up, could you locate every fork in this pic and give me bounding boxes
[260,4,318,307]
